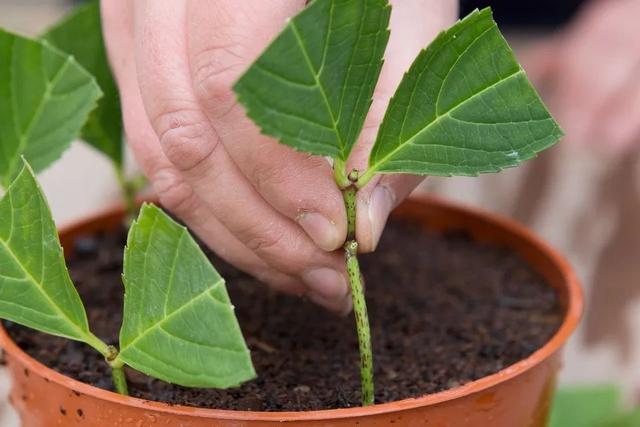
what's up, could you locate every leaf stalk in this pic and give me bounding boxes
[333,159,351,189]
[114,164,138,220]
[355,167,376,189]
[84,332,110,357]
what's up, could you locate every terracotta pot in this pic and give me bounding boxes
[0,197,582,426]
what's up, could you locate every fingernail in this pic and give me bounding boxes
[307,291,353,316]
[368,185,394,250]
[297,212,341,251]
[302,268,348,300]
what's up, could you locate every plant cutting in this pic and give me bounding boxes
[0,22,254,396]
[0,0,581,425]
[0,164,256,395]
[233,1,561,406]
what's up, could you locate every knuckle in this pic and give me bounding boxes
[252,154,327,194]
[151,168,199,217]
[192,45,245,116]
[241,222,287,254]
[245,231,286,254]
[152,108,220,173]
[252,162,289,193]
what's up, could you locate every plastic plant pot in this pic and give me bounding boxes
[0,196,582,427]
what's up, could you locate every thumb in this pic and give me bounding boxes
[355,174,424,253]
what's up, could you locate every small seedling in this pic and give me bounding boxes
[0,29,254,393]
[233,1,562,405]
[0,162,255,394]
[0,0,562,407]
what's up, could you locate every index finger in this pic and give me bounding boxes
[186,0,348,252]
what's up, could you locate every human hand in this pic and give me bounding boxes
[522,0,640,153]
[101,0,457,312]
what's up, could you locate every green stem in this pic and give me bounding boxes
[345,240,374,405]
[107,349,129,395]
[84,336,130,395]
[110,362,129,396]
[342,184,374,406]
[343,186,357,240]
[114,164,137,220]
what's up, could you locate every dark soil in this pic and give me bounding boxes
[5,221,562,411]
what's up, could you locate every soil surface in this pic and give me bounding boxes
[5,221,562,411]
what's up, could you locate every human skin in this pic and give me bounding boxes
[101,0,458,313]
[523,0,640,154]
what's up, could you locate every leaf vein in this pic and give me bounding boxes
[435,25,494,114]
[6,54,73,179]
[0,233,87,339]
[243,89,335,131]
[119,283,224,357]
[371,69,524,171]
[163,230,185,317]
[158,325,247,354]
[290,18,346,157]
[253,62,316,88]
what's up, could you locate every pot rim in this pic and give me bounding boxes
[0,195,582,421]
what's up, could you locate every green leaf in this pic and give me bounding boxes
[0,29,102,187]
[43,0,123,166]
[600,408,640,427]
[0,161,97,345]
[548,385,621,427]
[117,204,255,388]
[234,0,390,160]
[367,8,562,177]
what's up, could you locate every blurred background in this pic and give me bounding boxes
[1,0,639,425]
